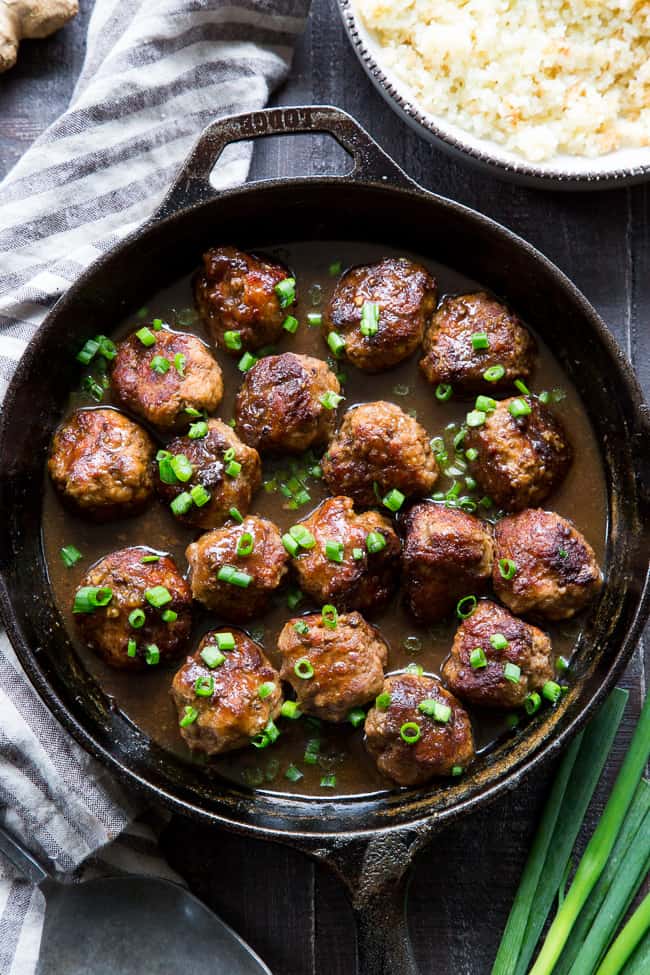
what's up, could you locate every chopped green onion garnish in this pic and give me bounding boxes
[275,277,296,308]
[348,707,366,728]
[465,447,479,461]
[201,645,226,668]
[217,565,252,587]
[435,383,453,402]
[320,774,336,789]
[136,327,156,347]
[184,406,204,418]
[405,662,424,675]
[328,261,342,276]
[320,390,344,410]
[294,657,314,679]
[451,766,464,776]
[190,484,210,507]
[321,604,338,629]
[324,539,344,563]
[304,738,320,764]
[499,558,518,580]
[471,332,489,351]
[557,655,570,674]
[229,506,243,524]
[281,700,302,719]
[174,353,186,377]
[188,420,208,439]
[195,675,215,697]
[470,647,488,669]
[419,699,451,722]
[60,545,82,568]
[327,332,345,357]
[128,608,146,629]
[225,459,241,478]
[145,585,172,608]
[179,706,198,728]
[360,301,380,337]
[289,525,315,549]
[282,533,300,557]
[383,488,405,513]
[287,588,303,610]
[307,312,322,327]
[457,594,478,619]
[76,338,100,365]
[224,330,242,351]
[223,447,235,463]
[476,394,497,413]
[543,680,562,703]
[236,532,254,557]
[127,638,137,658]
[515,379,530,395]
[352,547,364,561]
[504,662,521,683]
[284,764,303,782]
[170,492,192,516]
[152,318,163,331]
[238,351,258,373]
[283,315,299,334]
[258,681,276,700]
[466,409,486,428]
[141,554,160,564]
[376,692,391,710]
[524,692,542,715]
[162,609,177,623]
[293,620,309,636]
[400,722,421,744]
[170,454,193,482]
[366,531,386,554]
[73,586,113,614]
[484,364,505,382]
[509,397,532,418]
[145,644,160,666]
[490,633,509,651]
[215,632,236,651]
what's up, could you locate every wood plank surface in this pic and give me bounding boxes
[1,2,647,973]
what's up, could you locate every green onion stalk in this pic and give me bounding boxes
[529,690,650,975]
[594,891,650,975]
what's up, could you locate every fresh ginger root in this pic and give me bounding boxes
[0,0,78,73]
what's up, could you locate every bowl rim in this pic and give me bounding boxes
[337,0,650,188]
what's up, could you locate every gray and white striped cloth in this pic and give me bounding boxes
[0,1,309,971]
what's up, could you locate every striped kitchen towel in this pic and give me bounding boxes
[0,1,309,972]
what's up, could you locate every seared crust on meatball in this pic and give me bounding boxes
[465,397,571,511]
[235,353,341,454]
[49,408,155,520]
[155,419,261,530]
[185,516,289,621]
[324,257,437,372]
[402,503,494,623]
[493,509,603,620]
[365,674,474,786]
[111,327,223,430]
[73,547,192,669]
[171,630,283,755]
[277,612,388,722]
[442,600,553,708]
[420,292,536,393]
[322,401,438,507]
[290,496,401,613]
[194,246,294,353]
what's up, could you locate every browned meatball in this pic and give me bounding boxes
[154,419,261,530]
[111,326,223,430]
[365,674,474,786]
[185,516,289,621]
[171,630,283,755]
[442,599,553,708]
[324,257,437,372]
[73,547,192,669]
[402,503,494,623]
[493,509,603,620]
[234,353,340,454]
[420,292,536,393]
[48,408,154,520]
[289,496,401,613]
[322,401,438,508]
[194,246,294,353]
[277,612,388,722]
[464,396,571,511]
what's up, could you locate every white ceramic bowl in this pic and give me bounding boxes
[337,0,650,190]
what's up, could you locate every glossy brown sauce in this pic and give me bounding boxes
[41,241,608,797]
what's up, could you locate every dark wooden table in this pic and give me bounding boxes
[1,3,647,973]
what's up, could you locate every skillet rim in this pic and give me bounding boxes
[1,172,649,842]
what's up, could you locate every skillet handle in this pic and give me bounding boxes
[309,832,423,975]
[151,105,415,222]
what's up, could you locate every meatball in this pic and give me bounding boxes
[442,600,553,709]
[289,496,401,613]
[322,401,438,508]
[48,408,155,520]
[185,516,289,621]
[365,674,474,786]
[154,419,261,530]
[464,396,571,511]
[194,246,295,353]
[171,630,283,755]
[493,509,603,620]
[73,547,192,669]
[402,503,494,623]
[277,612,388,722]
[111,326,223,430]
[420,292,536,393]
[234,353,340,454]
[324,257,437,372]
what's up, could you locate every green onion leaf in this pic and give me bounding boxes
[188,420,208,439]
[382,488,405,513]
[320,774,337,789]
[400,721,421,744]
[194,675,215,697]
[170,492,192,516]
[224,330,242,351]
[435,383,453,402]
[470,647,487,669]
[490,633,509,651]
[73,586,113,614]
[145,644,160,666]
[145,586,172,608]
[503,662,521,684]
[360,301,380,337]
[217,565,251,588]
[307,312,322,327]
[457,594,478,619]
[238,351,258,373]
[294,657,314,679]
[229,506,243,524]
[498,558,518,580]
[284,763,303,782]
[327,332,345,357]
[376,692,391,710]
[509,397,532,419]
[484,364,506,382]
[258,681,276,700]
[293,620,309,636]
[321,604,338,629]
[136,327,156,347]
[179,706,198,727]
[348,707,366,728]
[281,700,302,719]
[275,277,296,308]
[366,531,386,554]
[283,315,299,334]
[60,545,82,568]
[320,390,344,410]
[236,531,254,557]
[128,608,146,629]
[190,484,210,507]
[471,332,489,351]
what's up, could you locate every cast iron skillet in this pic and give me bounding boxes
[1,107,649,975]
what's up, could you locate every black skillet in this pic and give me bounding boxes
[1,107,649,975]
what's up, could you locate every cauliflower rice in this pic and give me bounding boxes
[356,0,650,162]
